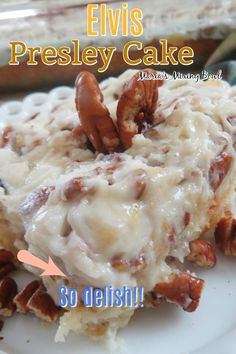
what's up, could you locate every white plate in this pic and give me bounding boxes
[0,250,235,354]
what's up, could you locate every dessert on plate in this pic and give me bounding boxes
[0,68,235,345]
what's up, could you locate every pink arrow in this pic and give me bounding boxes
[17,250,66,277]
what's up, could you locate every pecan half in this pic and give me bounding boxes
[209,152,232,191]
[75,71,121,153]
[187,240,216,268]
[117,69,163,149]
[215,211,236,256]
[0,277,17,316]
[152,272,205,312]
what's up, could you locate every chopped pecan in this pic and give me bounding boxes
[71,124,84,140]
[184,212,191,226]
[152,272,205,312]
[111,254,146,273]
[20,186,55,216]
[75,71,121,153]
[71,125,91,151]
[0,263,16,279]
[187,240,216,268]
[0,249,17,280]
[168,227,176,243]
[0,277,17,317]
[209,152,232,191]
[14,281,61,321]
[0,249,15,264]
[63,177,84,200]
[215,211,236,256]
[62,177,96,201]
[227,116,236,126]
[144,127,160,140]
[87,321,109,337]
[117,69,163,149]
[27,284,61,322]
[213,136,228,153]
[105,154,123,172]
[0,127,13,148]
[133,169,148,199]
[150,293,161,307]
[14,280,41,314]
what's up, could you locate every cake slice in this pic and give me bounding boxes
[0,69,235,344]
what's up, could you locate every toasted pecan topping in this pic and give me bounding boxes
[63,177,84,200]
[0,263,16,280]
[71,124,84,140]
[168,227,176,243]
[0,249,17,280]
[62,177,96,201]
[111,254,146,273]
[27,284,61,322]
[0,127,13,148]
[117,69,163,149]
[215,211,236,256]
[133,169,148,199]
[75,70,162,152]
[14,280,41,314]
[75,71,121,154]
[214,136,228,151]
[209,152,232,191]
[227,116,236,126]
[187,240,216,268]
[184,212,191,226]
[14,280,61,321]
[105,154,123,172]
[152,272,205,312]
[0,249,15,264]
[0,277,17,317]
[20,186,55,216]
[144,127,160,140]
[87,321,109,337]
[150,293,162,307]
